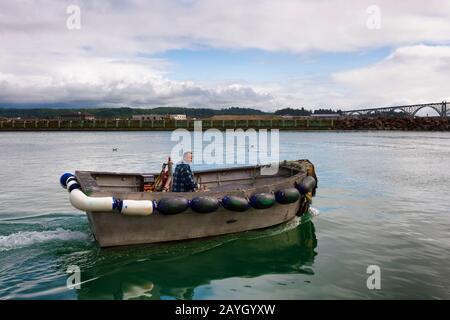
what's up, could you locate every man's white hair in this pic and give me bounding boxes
[183,151,192,162]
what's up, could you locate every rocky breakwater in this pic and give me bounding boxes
[335,117,450,131]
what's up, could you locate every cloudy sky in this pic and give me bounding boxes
[1,0,450,111]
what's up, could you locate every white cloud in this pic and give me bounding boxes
[0,58,273,107]
[232,45,450,110]
[1,1,450,109]
[332,45,450,107]
[3,0,450,55]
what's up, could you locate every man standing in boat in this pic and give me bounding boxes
[172,151,200,192]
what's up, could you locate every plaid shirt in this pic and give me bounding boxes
[172,163,197,192]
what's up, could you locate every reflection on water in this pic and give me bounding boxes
[76,216,317,300]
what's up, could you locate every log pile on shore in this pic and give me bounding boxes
[334,117,450,131]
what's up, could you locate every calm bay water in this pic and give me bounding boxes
[0,131,449,299]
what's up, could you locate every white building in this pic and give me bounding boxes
[169,114,187,120]
[132,114,164,121]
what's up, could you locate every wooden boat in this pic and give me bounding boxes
[60,160,317,247]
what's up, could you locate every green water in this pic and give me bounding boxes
[0,131,449,299]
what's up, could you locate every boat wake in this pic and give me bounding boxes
[0,228,88,252]
[309,207,320,216]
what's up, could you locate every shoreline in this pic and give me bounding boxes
[0,117,449,132]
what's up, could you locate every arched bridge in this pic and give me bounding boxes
[342,101,449,117]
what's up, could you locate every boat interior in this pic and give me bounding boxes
[76,164,302,193]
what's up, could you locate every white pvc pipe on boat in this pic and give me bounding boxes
[70,188,114,212]
[61,173,155,216]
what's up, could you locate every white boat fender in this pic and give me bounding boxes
[119,199,155,216]
[60,173,155,216]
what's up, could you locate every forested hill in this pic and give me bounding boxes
[0,106,341,119]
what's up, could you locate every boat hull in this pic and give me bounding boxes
[87,201,299,247]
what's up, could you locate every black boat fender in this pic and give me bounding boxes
[157,197,189,215]
[190,196,220,213]
[275,188,300,204]
[221,195,250,212]
[295,176,317,194]
[249,193,275,209]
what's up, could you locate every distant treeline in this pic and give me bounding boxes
[0,106,342,119]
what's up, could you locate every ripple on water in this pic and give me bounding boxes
[0,131,449,299]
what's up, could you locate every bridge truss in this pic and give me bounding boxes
[341,101,449,117]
